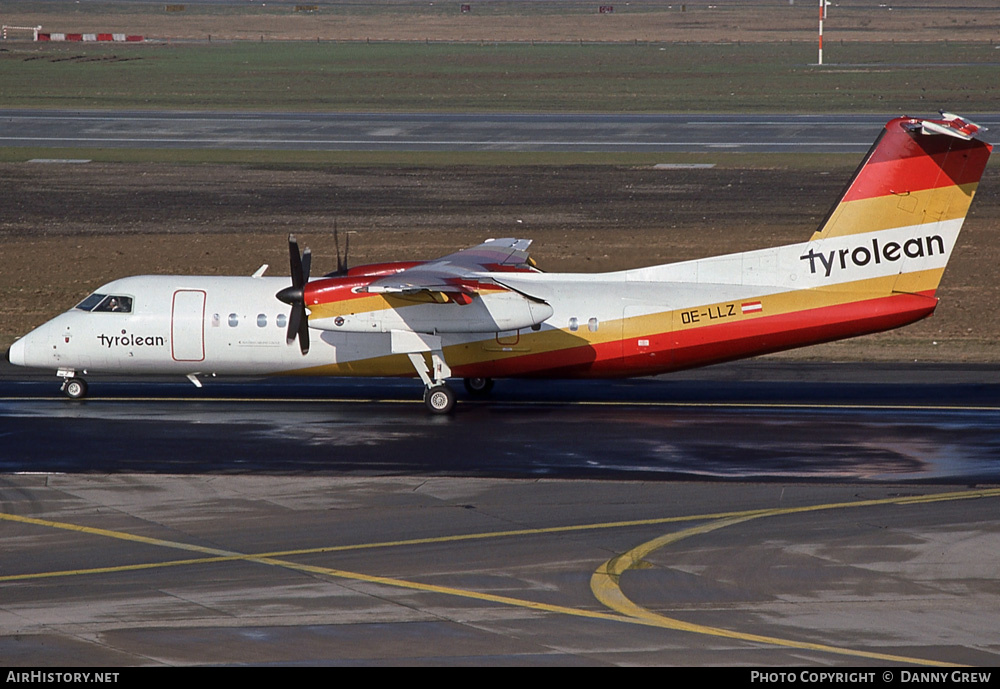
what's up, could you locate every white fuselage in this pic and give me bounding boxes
[7,219,959,380]
[10,275,310,376]
[9,273,629,377]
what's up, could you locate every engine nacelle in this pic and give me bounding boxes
[310,289,553,334]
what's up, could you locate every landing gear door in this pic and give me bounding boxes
[171,289,206,362]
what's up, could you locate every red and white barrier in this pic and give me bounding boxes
[37,32,143,42]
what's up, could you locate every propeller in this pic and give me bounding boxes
[328,221,351,277]
[275,234,311,355]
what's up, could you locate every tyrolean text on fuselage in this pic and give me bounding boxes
[97,332,166,348]
[800,234,946,277]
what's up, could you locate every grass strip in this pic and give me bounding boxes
[2,41,998,113]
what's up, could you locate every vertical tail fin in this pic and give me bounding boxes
[814,113,990,242]
[809,113,991,295]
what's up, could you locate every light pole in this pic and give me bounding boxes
[818,0,830,65]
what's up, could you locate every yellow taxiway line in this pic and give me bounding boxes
[3,487,999,665]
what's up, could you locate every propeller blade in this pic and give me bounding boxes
[286,301,301,345]
[289,234,303,290]
[325,223,354,278]
[297,305,310,355]
[334,222,344,274]
[276,234,311,355]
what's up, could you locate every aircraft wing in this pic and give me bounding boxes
[362,238,536,302]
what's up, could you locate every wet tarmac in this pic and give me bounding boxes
[2,362,999,482]
[2,361,999,665]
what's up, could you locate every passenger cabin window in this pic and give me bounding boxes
[228,313,239,327]
[75,294,133,313]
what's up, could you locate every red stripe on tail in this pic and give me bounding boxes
[841,116,991,203]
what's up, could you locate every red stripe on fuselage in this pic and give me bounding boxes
[451,290,939,380]
[663,289,937,374]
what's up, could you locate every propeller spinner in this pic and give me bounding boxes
[276,234,312,355]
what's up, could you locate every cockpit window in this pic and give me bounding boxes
[75,294,133,313]
[75,293,106,311]
[96,296,132,313]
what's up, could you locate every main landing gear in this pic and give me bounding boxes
[421,378,494,414]
[406,350,456,415]
[424,384,456,414]
[404,349,495,414]
[463,377,495,397]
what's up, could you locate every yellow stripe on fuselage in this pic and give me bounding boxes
[613,268,941,348]
[287,268,942,377]
[309,294,401,320]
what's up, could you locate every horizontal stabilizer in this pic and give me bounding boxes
[908,112,986,141]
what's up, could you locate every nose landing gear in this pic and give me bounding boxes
[60,375,88,400]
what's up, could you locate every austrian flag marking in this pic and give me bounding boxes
[741,301,763,314]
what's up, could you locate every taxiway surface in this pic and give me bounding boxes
[5,110,1000,153]
[1,477,998,666]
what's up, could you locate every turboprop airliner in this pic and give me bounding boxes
[7,113,992,413]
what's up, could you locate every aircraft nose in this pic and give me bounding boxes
[7,337,26,367]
